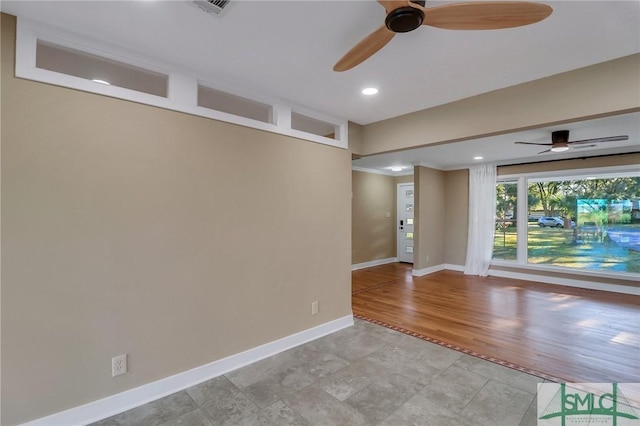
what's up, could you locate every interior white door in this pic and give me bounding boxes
[397,183,415,263]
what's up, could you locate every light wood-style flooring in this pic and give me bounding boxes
[352,263,640,384]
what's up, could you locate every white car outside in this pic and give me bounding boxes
[537,216,576,228]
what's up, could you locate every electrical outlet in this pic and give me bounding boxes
[112,354,127,377]
[426,255,430,262]
[311,301,319,316]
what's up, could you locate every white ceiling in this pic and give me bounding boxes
[2,0,639,126]
[2,1,639,169]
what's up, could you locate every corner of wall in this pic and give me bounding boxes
[351,170,397,265]
[348,122,364,157]
[444,169,469,266]
[413,165,446,271]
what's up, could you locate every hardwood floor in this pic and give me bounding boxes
[352,263,640,384]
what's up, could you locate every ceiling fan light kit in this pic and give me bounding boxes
[334,0,554,72]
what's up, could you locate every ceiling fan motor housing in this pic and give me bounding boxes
[385,1,426,33]
[552,130,570,144]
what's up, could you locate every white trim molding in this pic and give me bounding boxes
[412,264,446,276]
[417,161,443,171]
[352,166,395,176]
[15,17,348,150]
[351,166,413,177]
[354,263,463,275]
[444,264,465,272]
[490,260,640,282]
[352,257,398,271]
[488,268,640,296]
[19,315,354,426]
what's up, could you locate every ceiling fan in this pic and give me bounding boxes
[515,130,630,154]
[333,1,553,72]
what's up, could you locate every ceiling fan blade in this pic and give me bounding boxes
[378,0,410,14]
[569,135,629,145]
[572,144,597,150]
[515,141,553,146]
[538,148,552,154]
[420,2,553,30]
[334,25,396,72]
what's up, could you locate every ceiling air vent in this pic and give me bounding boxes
[192,0,231,15]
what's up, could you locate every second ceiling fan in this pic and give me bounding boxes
[334,1,553,72]
[515,130,629,154]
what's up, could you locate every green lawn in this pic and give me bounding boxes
[493,224,640,273]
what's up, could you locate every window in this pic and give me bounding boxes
[527,174,640,273]
[291,112,337,139]
[494,181,518,260]
[36,40,168,97]
[198,84,272,123]
[494,168,640,276]
[17,19,349,149]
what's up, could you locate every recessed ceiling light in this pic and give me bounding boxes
[473,156,483,160]
[550,146,569,152]
[91,79,110,85]
[362,87,378,96]
[390,166,403,172]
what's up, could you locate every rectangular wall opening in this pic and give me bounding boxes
[291,112,337,139]
[36,40,168,97]
[198,84,272,123]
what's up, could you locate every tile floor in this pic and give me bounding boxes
[93,319,546,426]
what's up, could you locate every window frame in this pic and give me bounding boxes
[493,164,640,281]
[494,179,519,261]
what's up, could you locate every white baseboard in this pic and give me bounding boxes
[412,264,446,276]
[488,269,640,296]
[411,263,639,295]
[352,257,398,271]
[20,315,354,426]
[444,264,465,272]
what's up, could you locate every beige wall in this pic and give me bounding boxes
[349,169,467,270]
[395,175,414,185]
[362,54,640,155]
[351,171,396,264]
[1,14,352,425]
[414,166,446,270]
[348,122,364,157]
[444,169,469,267]
[351,171,414,266]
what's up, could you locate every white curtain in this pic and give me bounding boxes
[464,163,497,276]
